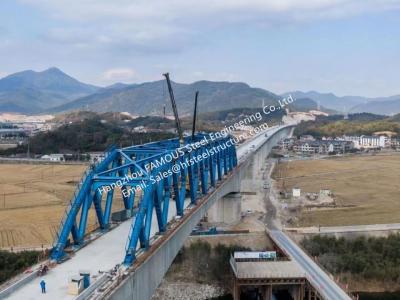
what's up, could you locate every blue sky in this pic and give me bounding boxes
[0,0,399,97]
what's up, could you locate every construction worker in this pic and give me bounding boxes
[40,279,46,293]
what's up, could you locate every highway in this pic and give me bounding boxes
[270,230,352,300]
[3,125,283,300]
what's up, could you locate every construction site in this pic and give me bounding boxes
[271,153,400,227]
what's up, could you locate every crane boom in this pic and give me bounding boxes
[191,91,199,140]
[163,72,184,145]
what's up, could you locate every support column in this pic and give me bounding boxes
[264,285,272,300]
[292,285,301,300]
[233,280,240,300]
[207,192,241,224]
[300,283,305,300]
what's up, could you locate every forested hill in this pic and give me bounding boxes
[294,113,400,137]
[1,118,174,155]
[47,80,283,115]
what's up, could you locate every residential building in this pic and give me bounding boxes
[0,128,27,140]
[293,140,353,154]
[391,138,400,149]
[299,135,315,142]
[278,137,296,151]
[342,135,386,149]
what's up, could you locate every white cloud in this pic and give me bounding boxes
[19,0,400,53]
[19,0,400,22]
[101,68,137,83]
[7,0,400,94]
[0,72,9,79]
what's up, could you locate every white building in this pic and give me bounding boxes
[292,187,301,197]
[133,126,146,132]
[293,140,353,154]
[343,135,387,149]
[88,152,105,164]
[41,154,64,161]
[278,137,296,151]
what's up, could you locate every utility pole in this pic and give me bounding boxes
[27,138,30,159]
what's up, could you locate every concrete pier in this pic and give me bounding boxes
[207,192,242,225]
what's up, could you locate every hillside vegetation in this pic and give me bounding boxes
[294,113,400,137]
[48,80,282,115]
[0,118,174,155]
[0,250,42,284]
[168,240,250,288]
[302,235,400,290]
[196,107,285,130]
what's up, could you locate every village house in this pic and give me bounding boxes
[293,140,354,154]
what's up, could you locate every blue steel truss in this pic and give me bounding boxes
[50,134,237,265]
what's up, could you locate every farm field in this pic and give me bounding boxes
[273,153,400,226]
[0,163,125,249]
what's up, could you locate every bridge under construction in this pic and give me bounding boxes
[1,124,353,300]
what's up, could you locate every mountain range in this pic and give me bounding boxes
[0,67,399,116]
[0,67,99,113]
[282,91,400,115]
[47,80,284,115]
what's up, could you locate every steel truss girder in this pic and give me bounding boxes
[50,134,237,265]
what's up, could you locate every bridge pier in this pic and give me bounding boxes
[289,284,305,300]
[207,126,294,227]
[264,285,272,300]
[232,282,306,300]
[207,192,242,225]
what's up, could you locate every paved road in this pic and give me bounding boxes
[261,160,281,229]
[4,125,286,300]
[270,230,352,300]
[288,223,400,234]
